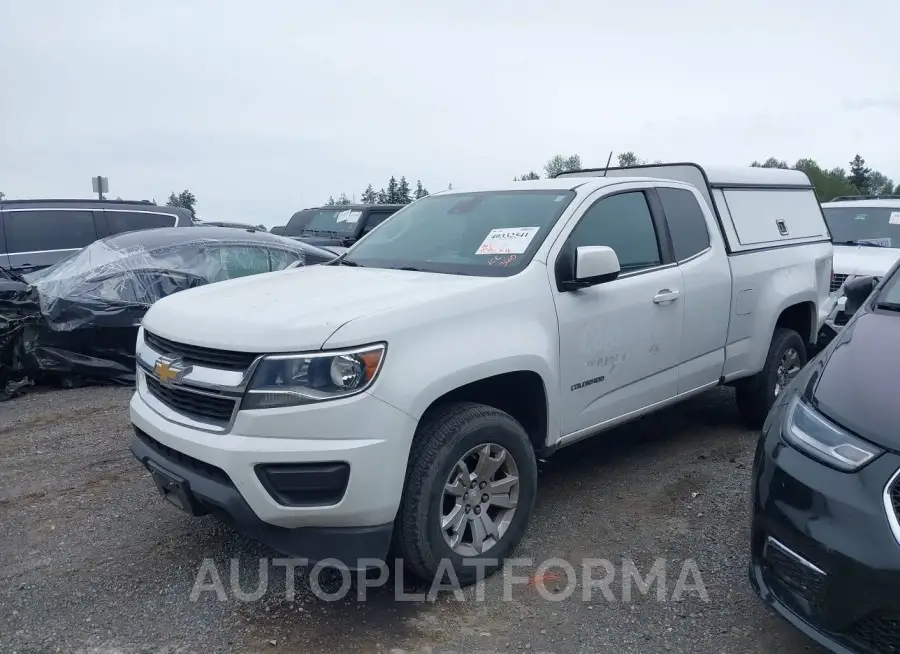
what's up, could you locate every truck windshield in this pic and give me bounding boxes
[301,209,364,237]
[823,206,900,247]
[341,190,576,276]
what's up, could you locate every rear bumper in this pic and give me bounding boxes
[130,429,393,567]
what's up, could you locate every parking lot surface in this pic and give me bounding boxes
[1,386,825,653]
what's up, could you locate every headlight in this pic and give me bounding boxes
[242,343,386,410]
[781,392,883,471]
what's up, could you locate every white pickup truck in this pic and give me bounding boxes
[129,163,833,584]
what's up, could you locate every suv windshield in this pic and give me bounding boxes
[342,190,576,276]
[823,206,900,247]
[302,209,364,236]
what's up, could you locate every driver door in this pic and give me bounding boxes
[552,187,684,436]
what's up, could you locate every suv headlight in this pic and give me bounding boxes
[782,392,882,471]
[243,343,386,410]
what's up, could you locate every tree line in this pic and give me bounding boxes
[3,151,894,211]
[325,176,431,206]
[516,152,897,202]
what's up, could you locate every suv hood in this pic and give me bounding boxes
[833,245,900,278]
[812,310,900,449]
[141,265,498,353]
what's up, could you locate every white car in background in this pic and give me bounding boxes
[822,196,900,291]
[821,196,900,325]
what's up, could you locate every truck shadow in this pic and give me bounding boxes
[225,387,757,651]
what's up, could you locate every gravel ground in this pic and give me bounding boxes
[0,385,827,654]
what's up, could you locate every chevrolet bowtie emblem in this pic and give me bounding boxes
[154,357,191,385]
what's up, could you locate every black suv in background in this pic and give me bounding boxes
[0,199,195,273]
[282,204,403,249]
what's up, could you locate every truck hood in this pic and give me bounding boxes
[833,245,900,278]
[812,310,900,450]
[141,265,497,353]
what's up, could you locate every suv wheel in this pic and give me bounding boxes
[393,402,538,586]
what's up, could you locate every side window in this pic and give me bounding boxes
[267,248,302,271]
[4,210,97,253]
[567,192,661,272]
[657,188,711,261]
[209,246,272,279]
[362,211,394,234]
[106,211,176,235]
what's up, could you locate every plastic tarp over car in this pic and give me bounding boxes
[1,228,332,397]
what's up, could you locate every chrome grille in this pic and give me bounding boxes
[831,273,849,293]
[144,331,257,371]
[145,375,236,424]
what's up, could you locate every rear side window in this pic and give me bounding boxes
[106,211,177,234]
[657,188,711,261]
[4,210,97,253]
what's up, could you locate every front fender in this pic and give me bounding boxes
[322,274,562,446]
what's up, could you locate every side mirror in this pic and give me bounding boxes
[843,275,876,316]
[559,246,620,291]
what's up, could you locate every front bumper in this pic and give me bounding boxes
[130,429,394,567]
[130,380,418,561]
[749,400,900,653]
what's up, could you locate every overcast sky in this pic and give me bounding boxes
[1,0,898,226]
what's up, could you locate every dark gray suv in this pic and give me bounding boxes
[0,199,195,273]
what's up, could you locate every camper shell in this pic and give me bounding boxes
[556,162,832,254]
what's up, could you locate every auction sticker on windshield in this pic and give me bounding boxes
[336,210,362,224]
[476,227,540,255]
[890,211,900,225]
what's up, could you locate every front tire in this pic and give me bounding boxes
[393,402,538,586]
[736,327,806,428]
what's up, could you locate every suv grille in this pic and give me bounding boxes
[144,331,257,371]
[145,375,236,424]
[831,273,849,293]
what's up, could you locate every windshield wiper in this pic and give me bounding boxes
[875,301,900,312]
[836,240,888,248]
[336,258,362,267]
[391,266,426,272]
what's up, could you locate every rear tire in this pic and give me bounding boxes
[736,328,806,428]
[393,401,538,586]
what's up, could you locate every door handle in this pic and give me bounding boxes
[653,289,680,304]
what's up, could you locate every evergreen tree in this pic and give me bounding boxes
[337,192,350,205]
[848,154,871,193]
[386,176,399,203]
[514,171,540,181]
[376,188,388,204]
[325,195,336,206]
[166,189,198,214]
[414,180,429,199]
[396,176,412,204]
[360,184,377,204]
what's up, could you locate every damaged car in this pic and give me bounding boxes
[1,226,335,396]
